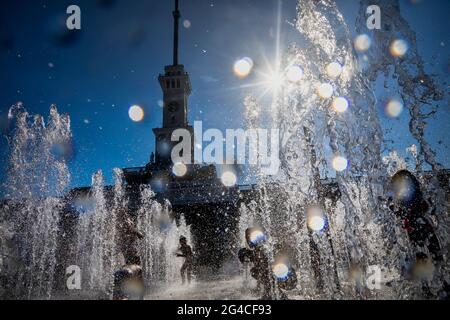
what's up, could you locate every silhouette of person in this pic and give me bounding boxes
[113,265,144,300]
[238,229,298,300]
[390,170,442,262]
[150,152,155,164]
[243,228,273,299]
[117,209,144,266]
[112,209,145,300]
[389,170,449,298]
[177,236,193,285]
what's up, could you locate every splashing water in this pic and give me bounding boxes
[238,0,448,299]
[3,103,71,299]
[6,103,71,199]
[74,170,120,298]
[2,1,448,300]
[164,214,192,285]
[137,185,162,287]
[137,187,193,288]
[2,104,194,299]
[355,0,450,276]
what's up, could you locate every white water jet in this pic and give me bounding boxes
[237,0,449,299]
[137,187,193,288]
[74,170,120,298]
[3,103,71,299]
[137,185,165,287]
[357,0,450,286]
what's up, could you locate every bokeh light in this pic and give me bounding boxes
[221,171,237,187]
[332,97,349,113]
[326,62,343,79]
[332,155,348,172]
[390,39,408,57]
[354,34,371,52]
[249,229,266,246]
[50,141,75,162]
[306,206,327,232]
[286,65,303,83]
[386,99,403,118]
[273,263,290,280]
[349,264,364,284]
[412,256,435,282]
[122,279,145,299]
[159,142,171,156]
[128,105,144,122]
[308,216,326,232]
[172,162,187,177]
[183,20,191,29]
[234,57,254,78]
[317,83,334,99]
[392,173,416,203]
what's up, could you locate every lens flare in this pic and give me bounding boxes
[386,99,403,118]
[273,263,290,280]
[332,97,349,113]
[332,156,348,172]
[390,39,408,57]
[354,34,371,52]
[286,65,303,83]
[326,62,343,79]
[234,57,254,78]
[221,171,237,187]
[268,72,284,90]
[306,206,327,232]
[172,162,187,177]
[317,83,334,99]
[128,105,145,122]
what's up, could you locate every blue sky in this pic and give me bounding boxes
[0,0,449,191]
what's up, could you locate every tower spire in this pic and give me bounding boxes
[172,0,180,66]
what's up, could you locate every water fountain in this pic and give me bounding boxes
[1,0,448,301]
[137,187,192,288]
[74,170,120,298]
[137,185,162,288]
[3,103,71,299]
[355,0,450,275]
[2,103,192,299]
[237,0,449,299]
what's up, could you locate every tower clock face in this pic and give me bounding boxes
[168,102,179,112]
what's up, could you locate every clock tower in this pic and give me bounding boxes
[153,0,194,167]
